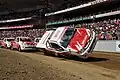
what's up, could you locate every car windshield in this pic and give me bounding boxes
[7,39,14,42]
[60,28,75,48]
[20,38,32,42]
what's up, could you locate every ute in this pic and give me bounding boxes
[11,37,36,51]
[46,26,97,59]
[0,38,15,48]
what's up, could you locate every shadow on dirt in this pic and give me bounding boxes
[22,49,41,53]
[19,50,109,62]
[57,56,109,62]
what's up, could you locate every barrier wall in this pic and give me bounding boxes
[94,40,120,53]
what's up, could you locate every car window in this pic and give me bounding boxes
[50,43,64,51]
[7,39,14,42]
[4,39,6,42]
[35,39,39,42]
[17,38,19,42]
[60,28,75,48]
[20,38,31,42]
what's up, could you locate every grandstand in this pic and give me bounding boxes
[45,0,120,40]
[0,0,47,40]
[0,0,120,41]
[0,15,45,40]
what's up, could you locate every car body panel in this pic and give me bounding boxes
[49,27,69,43]
[11,37,36,51]
[36,30,54,49]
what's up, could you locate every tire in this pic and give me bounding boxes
[0,44,2,48]
[18,46,22,52]
[54,52,60,57]
[43,49,48,55]
[10,45,14,50]
[5,45,7,49]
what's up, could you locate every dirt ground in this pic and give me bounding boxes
[0,48,120,80]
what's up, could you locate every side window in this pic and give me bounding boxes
[60,28,75,48]
[36,39,39,42]
[50,43,64,51]
[4,39,6,42]
[17,38,19,42]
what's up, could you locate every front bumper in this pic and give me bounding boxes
[21,45,37,50]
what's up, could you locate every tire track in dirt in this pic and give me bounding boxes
[1,49,120,80]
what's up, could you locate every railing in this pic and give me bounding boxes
[45,0,108,16]
[46,10,120,26]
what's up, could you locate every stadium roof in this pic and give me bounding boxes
[0,0,46,14]
[0,0,87,15]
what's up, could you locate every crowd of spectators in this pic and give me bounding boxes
[0,18,119,40]
[76,19,120,40]
[0,29,45,40]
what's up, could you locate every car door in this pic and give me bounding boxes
[68,28,90,53]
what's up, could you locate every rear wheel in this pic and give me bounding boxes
[5,44,7,49]
[0,43,2,48]
[18,46,22,52]
[10,45,14,50]
[43,49,49,55]
[54,52,60,57]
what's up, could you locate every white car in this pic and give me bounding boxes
[0,38,15,48]
[11,37,36,51]
[46,26,97,59]
[36,30,54,49]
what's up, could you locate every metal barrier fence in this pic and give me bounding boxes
[94,40,120,53]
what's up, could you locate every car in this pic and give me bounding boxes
[11,37,36,51]
[36,30,54,50]
[0,38,15,48]
[0,40,3,48]
[46,26,97,59]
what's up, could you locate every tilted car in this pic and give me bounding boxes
[36,30,54,50]
[11,37,36,51]
[46,26,97,59]
[0,38,15,48]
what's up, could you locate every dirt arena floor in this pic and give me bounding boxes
[0,48,120,80]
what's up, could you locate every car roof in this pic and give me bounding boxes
[4,38,15,39]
